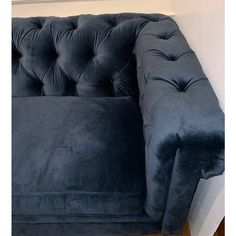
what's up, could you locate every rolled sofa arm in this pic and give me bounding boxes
[134,16,224,234]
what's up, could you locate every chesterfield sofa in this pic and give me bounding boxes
[12,13,224,236]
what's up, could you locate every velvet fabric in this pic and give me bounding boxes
[13,221,160,236]
[135,20,225,234]
[13,97,144,216]
[12,13,225,235]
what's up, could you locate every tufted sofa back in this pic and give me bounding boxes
[12,13,171,98]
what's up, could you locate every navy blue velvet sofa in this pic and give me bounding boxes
[12,13,224,236]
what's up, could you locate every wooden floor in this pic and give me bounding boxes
[143,218,224,236]
[213,218,224,236]
[144,222,191,236]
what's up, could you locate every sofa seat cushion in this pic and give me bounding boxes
[12,96,144,216]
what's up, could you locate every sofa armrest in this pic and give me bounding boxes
[135,17,224,234]
[141,78,224,179]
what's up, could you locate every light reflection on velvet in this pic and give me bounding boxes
[13,97,144,216]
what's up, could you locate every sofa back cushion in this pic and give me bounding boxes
[12,13,169,98]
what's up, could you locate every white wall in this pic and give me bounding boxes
[12,0,174,17]
[174,1,225,236]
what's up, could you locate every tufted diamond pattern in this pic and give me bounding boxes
[12,13,170,98]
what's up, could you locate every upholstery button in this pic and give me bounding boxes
[108,18,117,27]
[168,55,177,61]
[143,17,159,22]
[51,49,59,59]
[40,82,44,96]
[174,79,191,92]
[35,80,44,94]
[14,49,22,60]
[151,18,159,22]
[110,22,116,27]
[71,23,78,30]
[33,22,43,29]
[87,48,95,59]
[38,79,43,85]
[159,34,169,40]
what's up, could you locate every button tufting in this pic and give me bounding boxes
[151,18,160,22]
[12,14,172,97]
[36,80,44,94]
[37,79,44,85]
[40,82,45,96]
[87,48,96,59]
[109,20,117,27]
[168,55,178,61]
[71,23,78,30]
[50,49,59,59]
[55,51,59,58]
[143,16,159,22]
[107,16,118,27]
[33,22,43,29]
[159,34,170,40]
[173,79,191,92]
[13,49,22,60]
